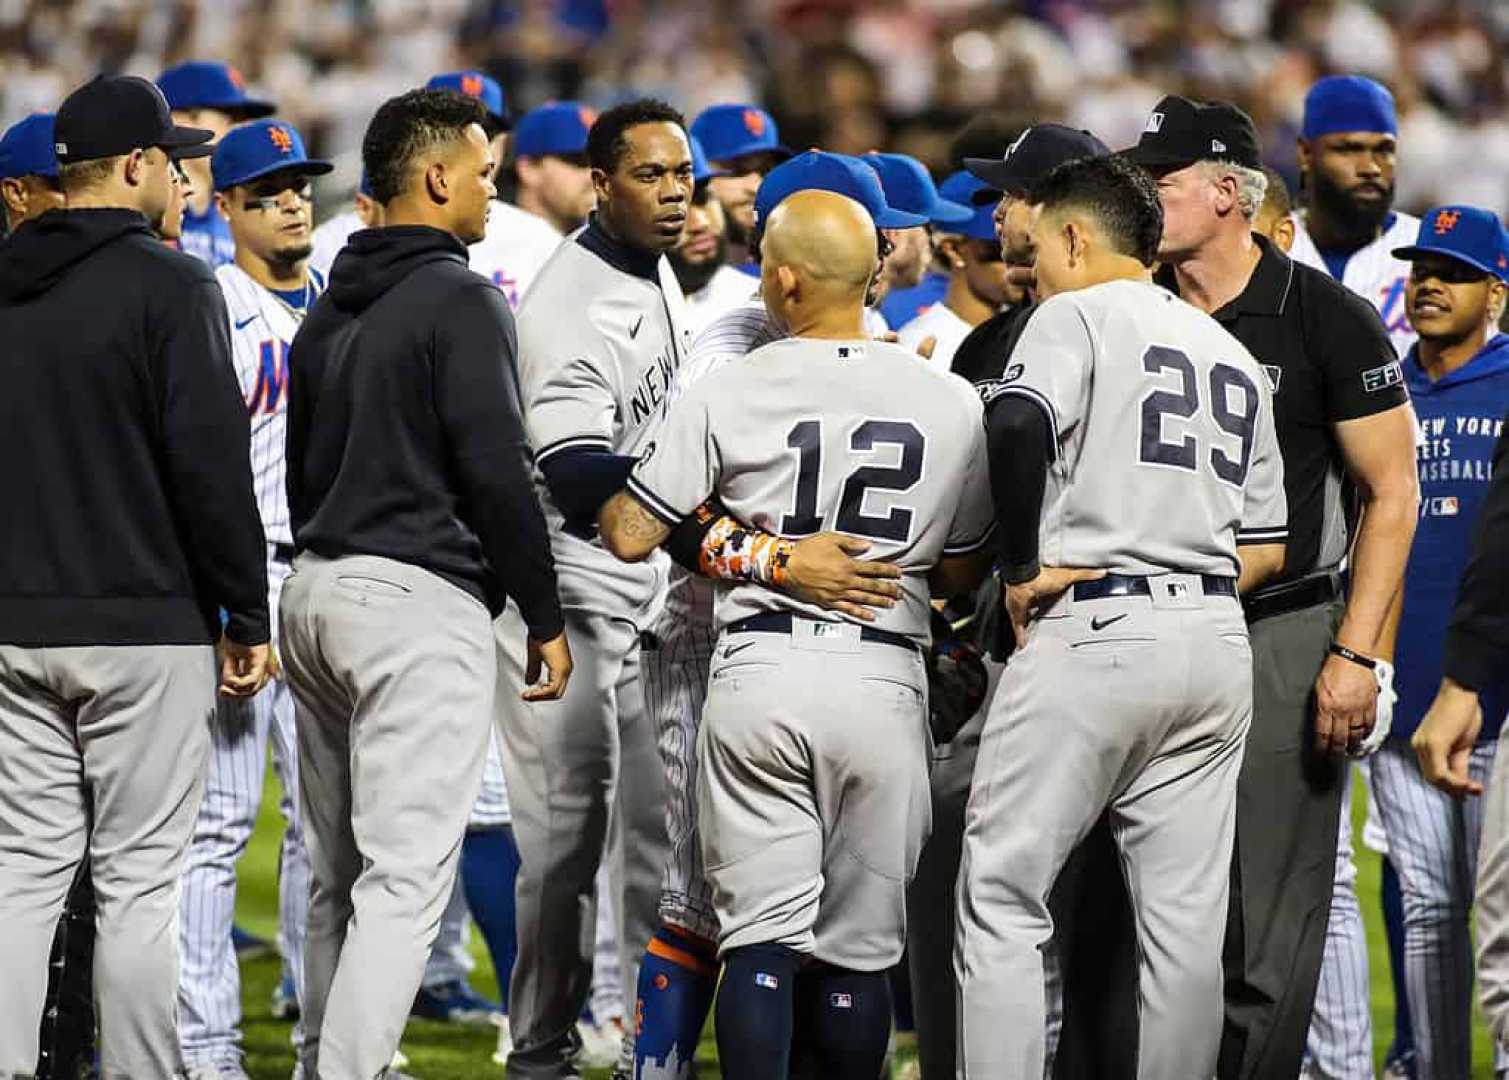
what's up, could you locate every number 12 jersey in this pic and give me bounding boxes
[987,278,1287,580]
[628,336,996,647]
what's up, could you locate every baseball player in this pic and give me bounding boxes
[956,154,1288,1078]
[500,98,693,1079]
[1287,76,1417,1077]
[668,135,755,335]
[627,150,924,1080]
[861,151,972,326]
[308,173,380,281]
[172,118,329,1080]
[895,171,1009,370]
[157,61,277,268]
[1368,207,1509,1079]
[690,103,791,272]
[0,113,62,233]
[1289,75,1419,357]
[511,101,598,236]
[600,186,994,1080]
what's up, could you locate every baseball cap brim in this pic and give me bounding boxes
[875,206,929,229]
[218,159,335,190]
[1390,243,1501,277]
[1120,143,1197,169]
[928,197,975,225]
[158,123,216,152]
[962,156,1021,195]
[715,142,795,166]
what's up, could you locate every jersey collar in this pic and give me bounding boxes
[575,213,662,284]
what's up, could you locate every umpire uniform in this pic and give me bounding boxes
[0,77,268,1078]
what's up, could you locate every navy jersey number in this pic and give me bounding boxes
[1139,345,1258,487]
[782,419,925,541]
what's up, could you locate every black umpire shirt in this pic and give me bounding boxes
[1156,234,1408,592]
[1444,420,1509,691]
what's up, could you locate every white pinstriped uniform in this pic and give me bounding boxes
[177,264,318,1069]
[1289,209,1418,1079]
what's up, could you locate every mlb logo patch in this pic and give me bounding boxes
[1166,581,1189,599]
[836,344,865,360]
[755,972,779,990]
[1145,112,1164,134]
[830,993,853,1009]
[1433,496,1460,517]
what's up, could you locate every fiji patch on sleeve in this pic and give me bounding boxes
[1361,360,1403,393]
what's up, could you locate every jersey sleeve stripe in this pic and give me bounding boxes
[625,474,685,526]
[943,520,998,556]
[1237,526,1289,542]
[535,434,612,465]
[991,385,1061,459]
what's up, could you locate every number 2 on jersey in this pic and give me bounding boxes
[1138,344,1257,486]
[780,419,925,541]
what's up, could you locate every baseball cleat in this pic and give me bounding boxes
[270,974,300,1021]
[410,979,502,1024]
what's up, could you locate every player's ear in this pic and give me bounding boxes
[1295,138,1313,176]
[938,236,964,270]
[1489,280,1508,325]
[123,148,147,188]
[0,177,25,220]
[776,263,799,303]
[424,160,449,205]
[591,166,612,208]
[1271,213,1296,255]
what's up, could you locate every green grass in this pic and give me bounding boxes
[234,772,1496,1077]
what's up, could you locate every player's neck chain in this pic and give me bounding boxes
[265,279,313,323]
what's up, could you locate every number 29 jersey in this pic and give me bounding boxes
[628,337,996,647]
[988,279,1287,579]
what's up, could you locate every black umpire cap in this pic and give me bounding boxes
[964,124,1110,205]
[53,75,215,165]
[1122,95,1262,170]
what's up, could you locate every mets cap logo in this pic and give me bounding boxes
[1499,253,1507,271]
[742,108,766,138]
[461,72,484,98]
[1434,209,1461,235]
[269,125,294,153]
[228,66,246,90]
[578,106,597,128]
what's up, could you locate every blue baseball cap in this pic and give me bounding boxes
[0,113,58,180]
[1303,76,1397,141]
[934,172,1000,241]
[157,61,276,118]
[754,151,928,231]
[1392,206,1509,283]
[861,153,971,226]
[426,71,509,132]
[513,101,594,159]
[690,103,791,165]
[689,134,724,185]
[212,119,332,191]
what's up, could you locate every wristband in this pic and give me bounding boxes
[699,516,795,586]
[1329,642,1377,671]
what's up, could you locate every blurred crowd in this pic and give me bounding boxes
[2,0,1508,220]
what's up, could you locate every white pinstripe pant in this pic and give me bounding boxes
[178,558,309,1068]
[1371,736,1500,1080]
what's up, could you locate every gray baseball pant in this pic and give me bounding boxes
[1477,734,1509,1054]
[1219,598,1346,1080]
[496,605,666,1077]
[279,553,495,1080]
[957,577,1251,1079]
[0,642,214,1080]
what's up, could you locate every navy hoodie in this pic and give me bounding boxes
[0,208,269,646]
[286,225,563,639]
[1397,332,1509,739]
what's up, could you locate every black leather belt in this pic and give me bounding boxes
[726,611,919,654]
[1242,572,1339,624]
[271,543,297,565]
[1072,573,1238,602]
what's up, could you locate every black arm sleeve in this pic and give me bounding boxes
[1443,423,1509,691]
[987,395,1052,585]
[662,496,728,572]
[155,278,270,645]
[436,283,564,641]
[540,447,639,524]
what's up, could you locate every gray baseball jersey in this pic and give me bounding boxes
[629,336,995,646]
[516,227,693,618]
[986,279,1288,576]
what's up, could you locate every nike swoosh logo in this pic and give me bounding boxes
[721,640,757,660]
[629,315,644,339]
[1090,614,1128,632]
[234,314,259,330]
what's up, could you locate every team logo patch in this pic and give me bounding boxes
[742,108,766,138]
[1433,210,1461,235]
[1260,364,1282,392]
[754,972,779,990]
[579,106,597,129]
[1499,254,1508,271]
[830,993,853,1009]
[1003,128,1030,161]
[836,344,865,359]
[1361,360,1404,393]
[269,125,294,153]
[228,66,246,89]
[1144,112,1164,134]
[1003,362,1025,382]
[639,440,657,465]
[460,72,484,98]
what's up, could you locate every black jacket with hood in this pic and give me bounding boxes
[286,225,563,640]
[0,208,269,646]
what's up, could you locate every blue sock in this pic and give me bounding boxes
[715,943,801,1080]
[634,925,717,1078]
[795,963,892,1080]
[459,825,521,1012]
